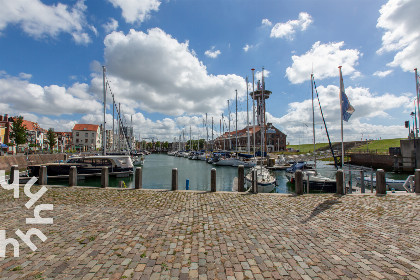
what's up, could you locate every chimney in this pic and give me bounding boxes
[4,114,8,121]
[0,116,3,121]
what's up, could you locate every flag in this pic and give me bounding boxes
[339,69,355,122]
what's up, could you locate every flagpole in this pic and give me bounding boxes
[339,66,344,171]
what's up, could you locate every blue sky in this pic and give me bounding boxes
[0,0,419,144]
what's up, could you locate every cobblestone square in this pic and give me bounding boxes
[0,187,419,279]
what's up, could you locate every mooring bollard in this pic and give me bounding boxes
[171,168,178,191]
[101,167,109,188]
[348,170,352,194]
[360,170,365,193]
[39,166,47,186]
[211,168,216,192]
[186,179,189,190]
[69,166,77,187]
[252,169,258,193]
[238,165,244,192]
[376,169,386,195]
[295,170,303,195]
[9,165,18,184]
[336,169,344,195]
[415,169,420,194]
[135,167,142,189]
[370,169,374,193]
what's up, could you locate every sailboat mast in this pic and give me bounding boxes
[112,96,115,152]
[102,66,107,155]
[251,69,256,157]
[235,89,238,153]
[339,66,344,170]
[415,68,419,138]
[246,77,250,154]
[211,117,214,151]
[228,100,231,150]
[206,113,208,151]
[222,113,225,150]
[311,74,317,170]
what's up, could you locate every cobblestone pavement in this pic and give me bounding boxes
[0,186,419,279]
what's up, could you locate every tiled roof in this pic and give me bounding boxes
[73,124,100,132]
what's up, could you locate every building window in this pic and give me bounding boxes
[91,139,94,144]
[76,132,79,136]
[85,139,88,143]
[92,133,94,137]
[76,139,79,143]
[85,133,88,137]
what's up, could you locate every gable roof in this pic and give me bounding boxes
[73,124,100,132]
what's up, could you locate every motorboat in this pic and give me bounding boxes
[27,155,134,178]
[245,166,277,193]
[355,175,410,191]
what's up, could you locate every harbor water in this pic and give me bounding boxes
[47,154,294,192]
[46,153,408,192]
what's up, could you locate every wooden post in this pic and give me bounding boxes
[101,167,109,188]
[295,170,303,195]
[9,165,18,184]
[238,165,244,192]
[415,169,420,194]
[336,169,344,195]
[135,167,142,189]
[306,173,310,194]
[268,158,275,167]
[171,168,178,191]
[348,170,352,194]
[376,169,386,195]
[360,170,365,193]
[370,169,374,193]
[252,169,258,193]
[39,166,47,186]
[211,168,216,192]
[69,166,77,187]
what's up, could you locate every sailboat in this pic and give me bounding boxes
[244,68,276,192]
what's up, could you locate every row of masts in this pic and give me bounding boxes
[102,66,134,155]
[173,67,268,157]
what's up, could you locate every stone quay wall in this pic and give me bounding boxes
[349,153,394,171]
[0,153,66,171]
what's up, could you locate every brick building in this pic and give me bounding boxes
[214,123,286,152]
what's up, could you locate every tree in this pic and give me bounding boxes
[45,128,56,151]
[10,116,27,146]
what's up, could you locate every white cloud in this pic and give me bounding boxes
[261,19,272,26]
[373,70,393,78]
[107,0,160,24]
[0,72,102,116]
[204,47,221,58]
[269,85,411,143]
[243,44,252,52]
[0,0,92,44]
[270,12,312,40]
[97,28,245,117]
[377,0,420,72]
[286,41,361,84]
[103,18,119,33]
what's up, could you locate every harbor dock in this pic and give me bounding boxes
[0,186,419,279]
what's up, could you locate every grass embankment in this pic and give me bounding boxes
[278,138,403,155]
[349,138,403,153]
